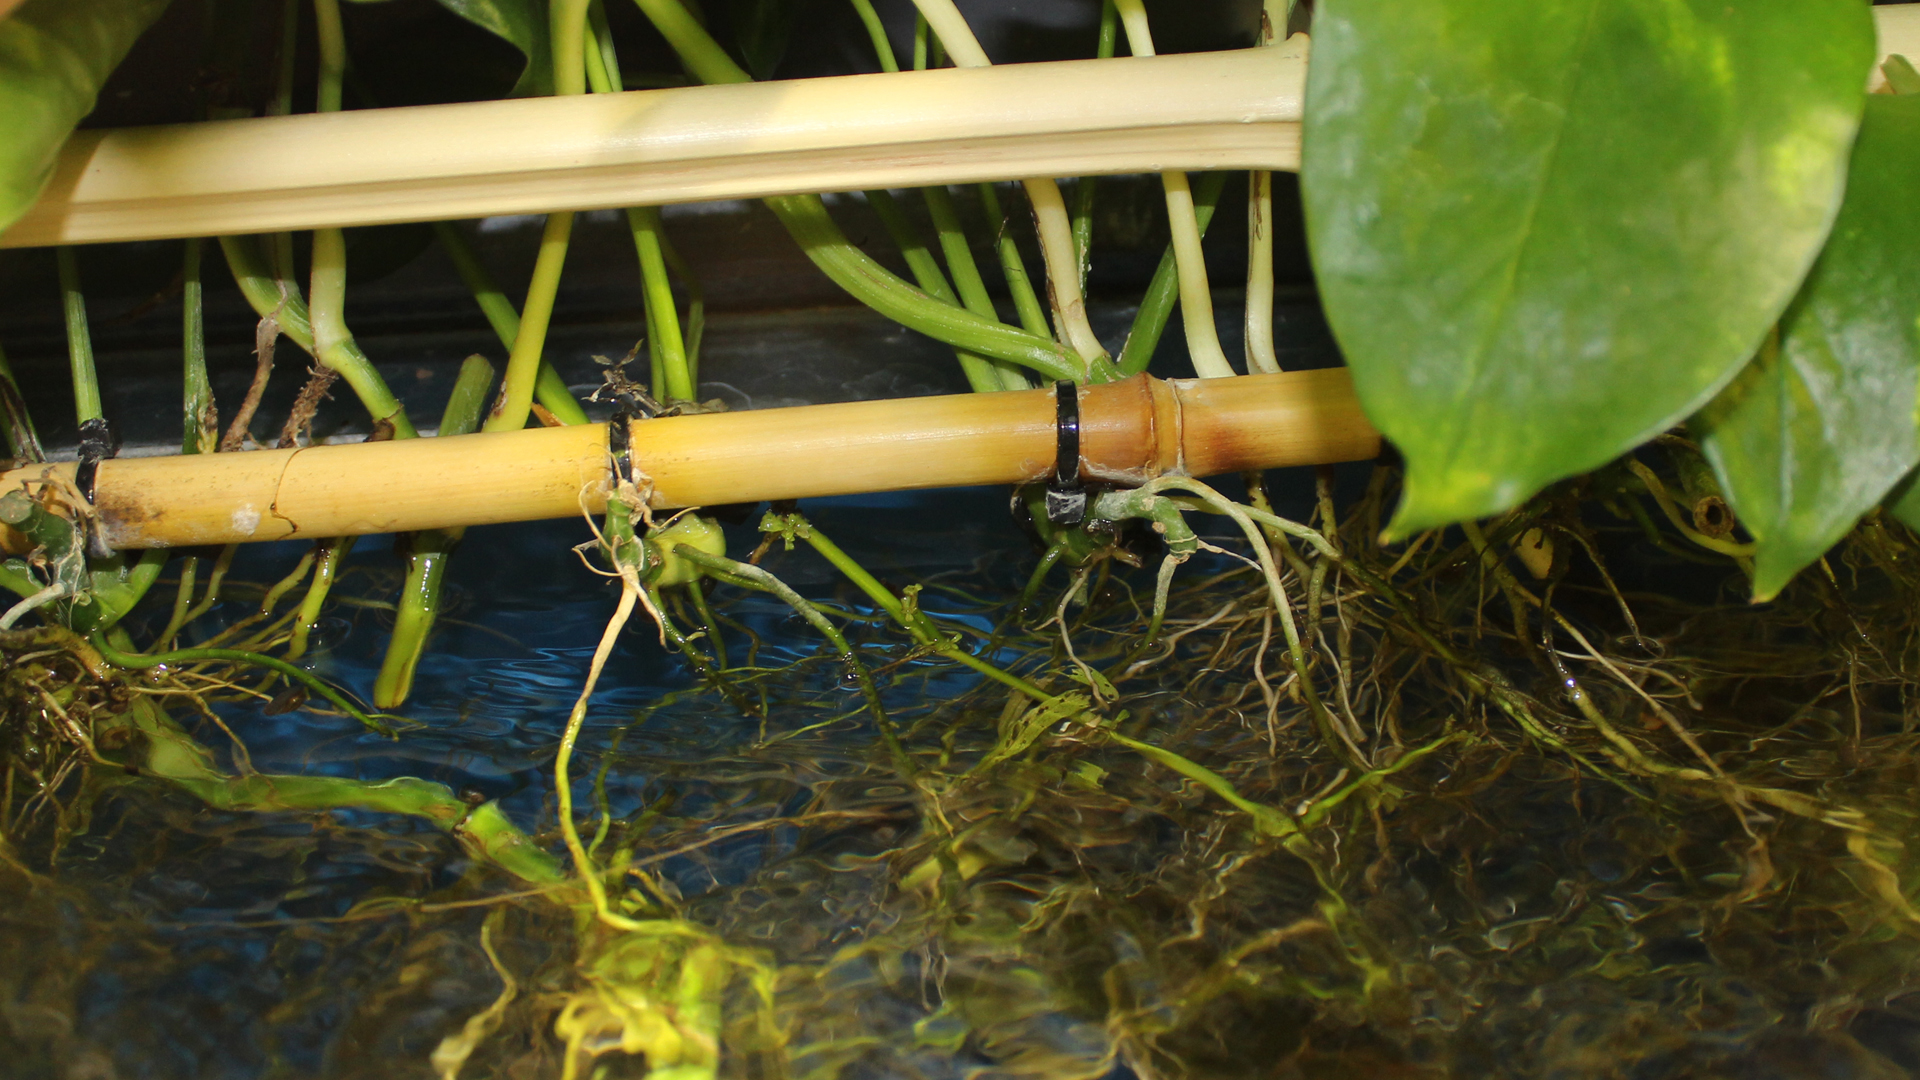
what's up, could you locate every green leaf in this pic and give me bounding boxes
[1301,0,1875,537]
[0,0,171,235]
[1695,95,1920,601]
[432,0,553,97]
[977,692,1089,771]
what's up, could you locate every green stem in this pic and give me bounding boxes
[1110,0,1230,377]
[272,0,298,116]
[309,229,416,436]
[1067,0,1118,289]
[657,230,705,387]
[93,633,392,736]
[1117,169,1229,376]
[627,0,1103,383]
[976,182,1052,343]
[673,544,915,776]
[485,0,590,431]
[182,238,217,455]
[794,520,1051,700]
[313,0,344,112]
[579,17,693,402]
[1244,169,1281,374]
[628,207,695,402]
[287,535,347,660]
[157,556,200,647]
[123,698,560,884]
[309,0,415,437]
[56,247,101,425]
[866,188,1001,393]
[218,235,315,351]
[922,186,1028,391]
[432,221,588,426]
[0,561,37,601]
[767,195,1090,382]
[373,531,456,708]
[372,357,491,706]
[1107,730,1296,838]
[848,0,898,71]
[0,342,44,463]
[485,212,574,432]
[628,0,751,84]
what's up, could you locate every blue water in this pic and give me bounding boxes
[47,486,1124,1077]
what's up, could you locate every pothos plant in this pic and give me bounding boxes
[1302,0,1920,602]
[4,0,1917,612]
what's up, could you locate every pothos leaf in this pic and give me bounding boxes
[977,692,1090,771]
[0,0,171,235]
[432,0,552,97]
[1301,0,1875,537]
[1696,95,1920,601]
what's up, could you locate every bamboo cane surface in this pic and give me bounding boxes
[0,370,1379,550]
[0,44,1306,249]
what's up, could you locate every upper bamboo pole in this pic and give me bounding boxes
[5,8,1915,248]
[0,46,1305,249]
[0,370,1379,550]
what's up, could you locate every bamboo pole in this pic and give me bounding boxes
[5,7,1916,249]
[0,370,1379,550]
[0,47,1305,249]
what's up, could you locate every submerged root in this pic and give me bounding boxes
[10,455,1920,1077]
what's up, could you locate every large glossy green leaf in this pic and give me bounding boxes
[1695,95,1920,601]
[432,0,552,97]
[0,0,170,235]
[1301,0,1875,537]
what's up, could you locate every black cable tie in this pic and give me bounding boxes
[1045,380,1087,526]
[74,416,118,505]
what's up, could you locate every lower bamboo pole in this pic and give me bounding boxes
[0,370,1377,550]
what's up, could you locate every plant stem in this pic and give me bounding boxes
[373,356,493,707]
[373,529,457,708]
[767,195,1094,382]
[218,235,316,350]
[486,213,574,431]
[0,342,44,463]
[629,0,1105,382]
[95,633,392,736]
[629,207,695,402]
[1113,0,1232,378]
[120,697,561,884]
[794,519,1052,701]
[863,189,1001,393]
[309,0,416,437]
[922,185,1028,391]
[657,230,705,387]
[182,238,218,454]
[580,3,695,402]
[906,0,1110,369]
[1117,170,1229,375]
[976,182,1052,343]
[1242,0,1285,375]
[848,0,897,71]
[433,221,589,426]
[171,237,215,650]
[674,544,916,776]
[1244,170,1281,373]
[287,535,346,660]
[1068,0,1118,291]
[628,0,749,85]
[56,248,101,425]
[485,0,589,431]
